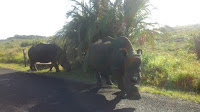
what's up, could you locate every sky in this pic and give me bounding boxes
[0,0,72,40]
[150,0,200,27]
[0,0,200,40]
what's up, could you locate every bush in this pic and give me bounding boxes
[31,40,43,45]
[5,42,14,49]
[20,41,32,47]
[141,50,200,92]
[20,40,43,47]
[0,48,25,64]
[193,34,200,60]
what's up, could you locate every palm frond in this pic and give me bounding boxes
[54,0,155,66]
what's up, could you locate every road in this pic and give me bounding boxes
[0,67,199,112]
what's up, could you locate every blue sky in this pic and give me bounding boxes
[0,0,200,39]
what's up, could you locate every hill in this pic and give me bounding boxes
[0,35,49,64]
[141,24,200,93]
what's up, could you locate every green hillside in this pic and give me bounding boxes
[0,35,49,64]
[141,25,200,93]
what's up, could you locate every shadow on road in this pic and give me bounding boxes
[0,70,136,112]
[29,85,136,112]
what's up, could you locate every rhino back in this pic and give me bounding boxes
[28,43,61,63]
[88,41,113,73]
[113,36,135,54]
[87,36,134,74]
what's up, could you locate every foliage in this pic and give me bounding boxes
[141,51,200,92]
[20,40,44,47]
[159,24,200,59]
[7,34,47,40]
[0,47,25,64]
[52,0,200,94]
[193,33,200,60]
[1,0,200,99]
[20,41,31,47]
[0,36,48,64]
[141,25,200,93]
[140,86,200,103]
[55,0,155,65]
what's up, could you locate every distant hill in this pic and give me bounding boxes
[0,34,50,49]
[7,35,47,40]
[159,24,200,33]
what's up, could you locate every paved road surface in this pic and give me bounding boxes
[0,68,199,112]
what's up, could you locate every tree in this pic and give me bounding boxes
[54,0,156,66]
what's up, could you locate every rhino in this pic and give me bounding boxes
[28,43,71,72]
[87,36,142,99]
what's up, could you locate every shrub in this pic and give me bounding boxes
[193,34,200,60]
[173,73,195,91]
[0,48,25,64]
[141,50,200,92]
[4,42,14,49]
[20,40,43,47]
[20,41,32,47]
[31,40,43,45]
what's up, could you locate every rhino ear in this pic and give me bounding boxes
[136,49,142,55]
[120,48,128,56]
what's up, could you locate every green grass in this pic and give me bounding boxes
[1,27,200,103]
[0,63,200,103]
[141,50,200,92]
[0,37,47,64]
[140,86,200,103]
[0,63,30,71]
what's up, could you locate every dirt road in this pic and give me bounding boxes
[0,67,199,112]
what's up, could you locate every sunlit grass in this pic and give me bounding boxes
[1,30,200,103]
[140,86,200,103]
[141,50,200,92]
[0,63,29,71]
[0,63,200,103]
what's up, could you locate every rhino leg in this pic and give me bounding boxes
[52,61,60,72]
[112,71,126,98]
[102,73,113,85]
[49,64,53,71]
[96,72,103,86]
[117,77,126,98]
[30,65,33,71]
[30,62,37,71]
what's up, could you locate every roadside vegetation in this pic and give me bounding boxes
[0,0,200,103]
[0,35,48,64]
[141,25,200,94]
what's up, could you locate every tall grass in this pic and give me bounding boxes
[0,38,47,64]
[0,48,26,64]
[141,50,200,92]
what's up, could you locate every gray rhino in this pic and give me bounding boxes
[87,36,142,99]
[28,43,71,72]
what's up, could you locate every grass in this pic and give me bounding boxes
[141,50,200,92]
[0,63,30,71]
[0,37,47,64]
[1,27,200,103]
[0,63,200,103]
[140,86,200,103]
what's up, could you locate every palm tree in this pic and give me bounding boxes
[54,0,155,66]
